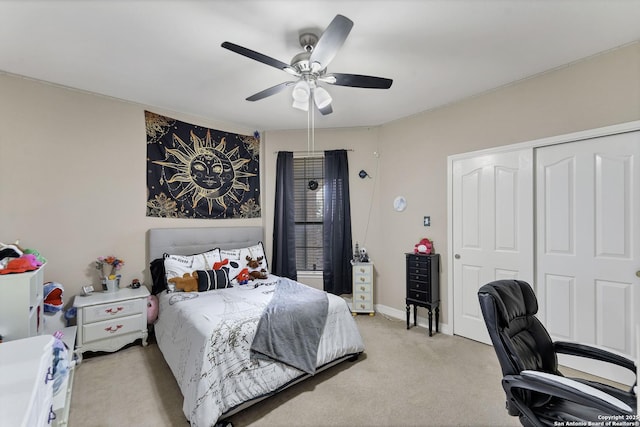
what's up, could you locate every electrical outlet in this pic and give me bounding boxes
[423,216,431,226]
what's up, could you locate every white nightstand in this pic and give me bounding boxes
[73,287,149,363]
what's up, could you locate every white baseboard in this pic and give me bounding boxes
[374,304,452,336]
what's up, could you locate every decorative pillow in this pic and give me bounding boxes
[219,248,243,280]
[239,242,269,272]
[163,249,221,282]
[196,268,231,291]
[150,258,167,295]
[220,242,269,282]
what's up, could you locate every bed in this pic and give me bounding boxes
[147,227,365,426]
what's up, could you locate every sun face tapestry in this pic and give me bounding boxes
[146,111,260,219]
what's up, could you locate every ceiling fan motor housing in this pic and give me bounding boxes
[299,32,318,52]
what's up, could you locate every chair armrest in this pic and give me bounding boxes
[554,341,637,375]
[502,371,634,419]
[520,371,633,413]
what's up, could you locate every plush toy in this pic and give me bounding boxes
[23,253,43,268]
[43,281,64,312]
[213,259,229,270]
[236,268,250,285]
[168,272,199,292]
[246,256,268,280]
[147,295,159,323]
[414,238,434,255]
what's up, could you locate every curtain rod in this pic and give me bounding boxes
[272,149,354,155]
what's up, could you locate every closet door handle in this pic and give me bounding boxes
[454,254,461,259]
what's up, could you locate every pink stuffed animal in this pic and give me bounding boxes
[22,254,43,268]
[147,295,159,324]
[414,238,433,255]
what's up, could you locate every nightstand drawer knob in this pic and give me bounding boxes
[359,277,366,282]
[105,307,124,315]
[360,286,366,291]
[105,325,123,333]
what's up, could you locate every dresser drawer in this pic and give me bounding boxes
[353,301,373,312]
[408,272,432,282]
[83,299,144,323]
[407,289,430,304]
[354,289,372,303]
[407,280,430,293]
[82,313,144,343]
[353,282,372,294]
[353,265,372,284]
[406,256,430,269]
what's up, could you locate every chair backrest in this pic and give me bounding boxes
[478,280,559,378]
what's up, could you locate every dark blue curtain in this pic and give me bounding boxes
[323,150,353,295]
[272,152,297,280]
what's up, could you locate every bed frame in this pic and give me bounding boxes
[146,226,360,426]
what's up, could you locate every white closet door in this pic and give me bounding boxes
[452,149,534,343]
[536,131,639,384]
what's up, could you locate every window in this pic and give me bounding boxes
[293,156,324,271]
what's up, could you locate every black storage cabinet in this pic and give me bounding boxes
[405,253,440,336]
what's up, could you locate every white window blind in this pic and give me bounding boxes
[293,157,324,271]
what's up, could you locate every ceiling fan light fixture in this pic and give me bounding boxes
[292,97,309,111]
[313,86,332,109]
[292,80,310,102]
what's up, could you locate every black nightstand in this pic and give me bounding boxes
[405,253,440,336]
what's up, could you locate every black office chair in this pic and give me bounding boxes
[478,279,637,427]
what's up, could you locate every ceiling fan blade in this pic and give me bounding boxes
[321,73,393,89]
[309,14,353,69]
[221,41,295,72]
[246,81,296,101]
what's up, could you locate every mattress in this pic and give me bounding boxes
[154,275,364,426]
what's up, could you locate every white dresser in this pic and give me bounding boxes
[0,264,46,341]
[352,262,374,315]
[73,286,149,363]
[0,335,55,427]
[51,326,77,427]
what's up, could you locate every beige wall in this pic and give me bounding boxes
[0,74,262,303]
[1,42,638,326]
[374,42,640,327]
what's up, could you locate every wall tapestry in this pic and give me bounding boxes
[145,111,260,219]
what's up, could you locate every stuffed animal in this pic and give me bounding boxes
[168,272,199,292]
[246,256,268,280]
[414,238,434,255]
[147,295,159,323]
[213,259,229,270]
[236,268,250,285]
[22,253,43,268]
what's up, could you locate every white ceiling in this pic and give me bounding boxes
[1,1,639,131]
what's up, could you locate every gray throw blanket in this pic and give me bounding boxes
[250,278,329,375]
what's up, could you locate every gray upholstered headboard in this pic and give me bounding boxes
[147,226,264,262]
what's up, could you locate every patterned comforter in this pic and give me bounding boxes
[154,275,365,426]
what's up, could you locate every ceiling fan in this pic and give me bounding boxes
[221,14,393,115]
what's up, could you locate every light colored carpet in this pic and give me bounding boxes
[69,314,524,427]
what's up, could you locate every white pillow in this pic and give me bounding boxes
[239,242,269,272]
[219,242,269,281]
[164,249,221,281]
[219,248,243,280]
